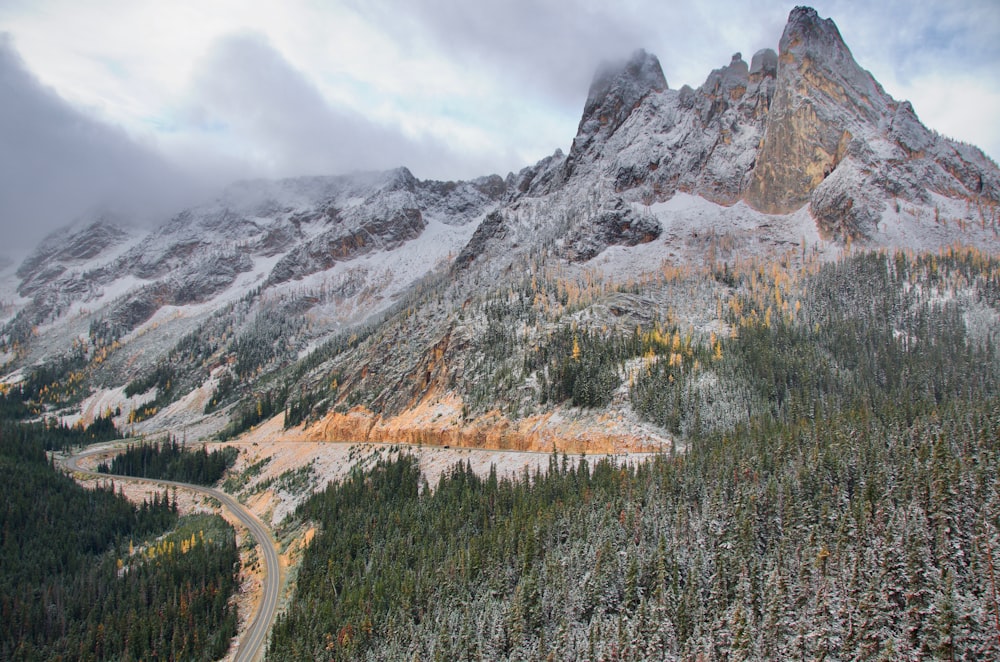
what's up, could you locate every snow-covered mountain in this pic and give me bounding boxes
[520,7,998,252]
[2,6,998,444]
[5,168,503,350]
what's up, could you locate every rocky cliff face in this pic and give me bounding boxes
[745,7,880,214]
[567,49,668,176]
[744,7,1000,239]
[2,168,506,354]
[560,48,774,207]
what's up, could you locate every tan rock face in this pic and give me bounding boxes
[745,9,868,214]
[302,402,667,454]
[745,92,833,213]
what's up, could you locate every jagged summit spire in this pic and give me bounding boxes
[780,5,873,101]
[584,49,667,114]
[570,49,666,161]
[784,6,846,49]
[744,5,888,216]
[749,48,777,81]
[786,7,835,31]
[555,5,998,243]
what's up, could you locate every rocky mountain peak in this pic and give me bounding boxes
[745,6,890,215]
[381,166,418,193]
[783,6,843,49]
[544,5,999,245]
[780,5,882,110]
[2,5,1000,473]
[748,48,777,81]
[16,216,133,296]
[583,49,667,118]
[699,53,750,111]
[569,49,667,168]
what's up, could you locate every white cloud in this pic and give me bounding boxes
[174,31,502,180]
[0,34,203,252]
[6,0,996,167]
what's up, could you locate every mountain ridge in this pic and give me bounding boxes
[1,6,998,450]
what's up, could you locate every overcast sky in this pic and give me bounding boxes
[1,0,999,254]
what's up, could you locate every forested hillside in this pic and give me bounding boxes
[268,249,1000,660]
[3,6,1000,660]
[0,420,240,660]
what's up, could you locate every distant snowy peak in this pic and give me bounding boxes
[17,215,139,296]
[21,166,507,292]
[4,165,509,348]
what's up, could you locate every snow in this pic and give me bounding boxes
[0,367,26,387]
[0,264,28,326]
[252,212,480,326]
[68,384,158,429]
[61,275,151,321]
[871,190,998,251]
[217,424,662,527]
[6,12,1000,461]
[0,163,475,385]
[147,251,287,323]
[588,194,826,280]
[360,214,476,283]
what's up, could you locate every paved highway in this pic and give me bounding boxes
[61,446,282,662]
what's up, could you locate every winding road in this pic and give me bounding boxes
[61,445,282,662]
[59,440,647,659]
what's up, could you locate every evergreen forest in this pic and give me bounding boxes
[97,437,238,485]
[0,419,240,659]
[268,249,1000,660]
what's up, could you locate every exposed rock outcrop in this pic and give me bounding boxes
[452,211,508,270]
[567,49,667,175]
[560,46,775,208]
[553,5,1000,242]
[17,218,133,296]
[563,201,662,262]
[4,5,1000,453]
[745,6,882,214]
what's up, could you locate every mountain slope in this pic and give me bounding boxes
[1,6,999,450]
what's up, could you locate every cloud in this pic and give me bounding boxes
[821,0,1000,82]
[2,1,999,260]
[351,0,647,105]
[178,32,515,181]
[353,0,784,104]
[373,0,1000,162]
[0,34,202,253]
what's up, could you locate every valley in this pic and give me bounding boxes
[61,427,650,661]
[60,442,282,662]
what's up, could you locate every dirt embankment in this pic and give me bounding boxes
[300,395,671,455]
[65,409,666,661]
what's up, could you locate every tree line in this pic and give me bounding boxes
[98,437,238,486]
